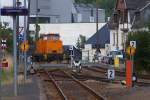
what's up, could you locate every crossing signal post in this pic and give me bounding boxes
[126,41,137,87]
[125,60,132,87]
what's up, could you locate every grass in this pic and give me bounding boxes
[0,67,13,85]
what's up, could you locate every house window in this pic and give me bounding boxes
[91,8,93,16]
[124,10,128,23]
[121,32,124,47]
[113,32,115,46]
[120,10,128,24]
[77,13,82,22]
[55,16,60,23]
[90,16,94,22]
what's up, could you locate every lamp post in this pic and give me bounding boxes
[95,0,101,61]
[0,2,2,99]
[13,0,18,96]
[26,0,31,41]
[24,0,27,81]
[35,0,39,40]
[16,0,21,66]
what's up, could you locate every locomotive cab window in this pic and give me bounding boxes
[53,35,59,40]
[52,34,60,40]
[46,34,60,40]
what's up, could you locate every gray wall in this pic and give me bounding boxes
[74,6,105,23]
[30,0,105,23]
[30,0,75,23]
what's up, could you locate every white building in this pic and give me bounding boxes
[82,24,110,62]
[29,23,106,45]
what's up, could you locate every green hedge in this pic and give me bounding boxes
[127,31,150,72]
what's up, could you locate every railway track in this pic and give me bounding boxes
[45,70,68,100]
[37,69,67,100]
[84,66,150,86]
[85,66,150,80]
[38,69,106,100]
[61,70,106,100]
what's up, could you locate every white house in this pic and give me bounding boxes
[108,0,150,51]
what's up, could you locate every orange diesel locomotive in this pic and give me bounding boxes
[33,33,63,62]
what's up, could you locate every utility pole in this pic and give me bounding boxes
[0,1,2,99]
[114,11,119,50]
[116,27,119,49]
[96,0,99,51]
[26,0,31,40]
[95,0,101,60]
[16,0,20,65]
[35,0,39,40]
[24,0,27,81]
[13,0,18,96]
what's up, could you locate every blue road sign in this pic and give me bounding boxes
[18,33,24,42]
[0,7,28,16]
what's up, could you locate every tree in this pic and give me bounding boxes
[127,31,150,72]
[0,22,13,53]
[35,24,40,40]
[98,0,116,17]
[76,38,80,49]
[76,34,86,49]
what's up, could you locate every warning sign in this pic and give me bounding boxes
[20,41,29,52]
[126,46,135,56]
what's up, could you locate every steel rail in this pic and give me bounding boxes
[45,70,68,100]
[85,67,106,73]
[61,70,107,100]
[85,67,150,86]
[93,66,150,80]
[85,67,123,77]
